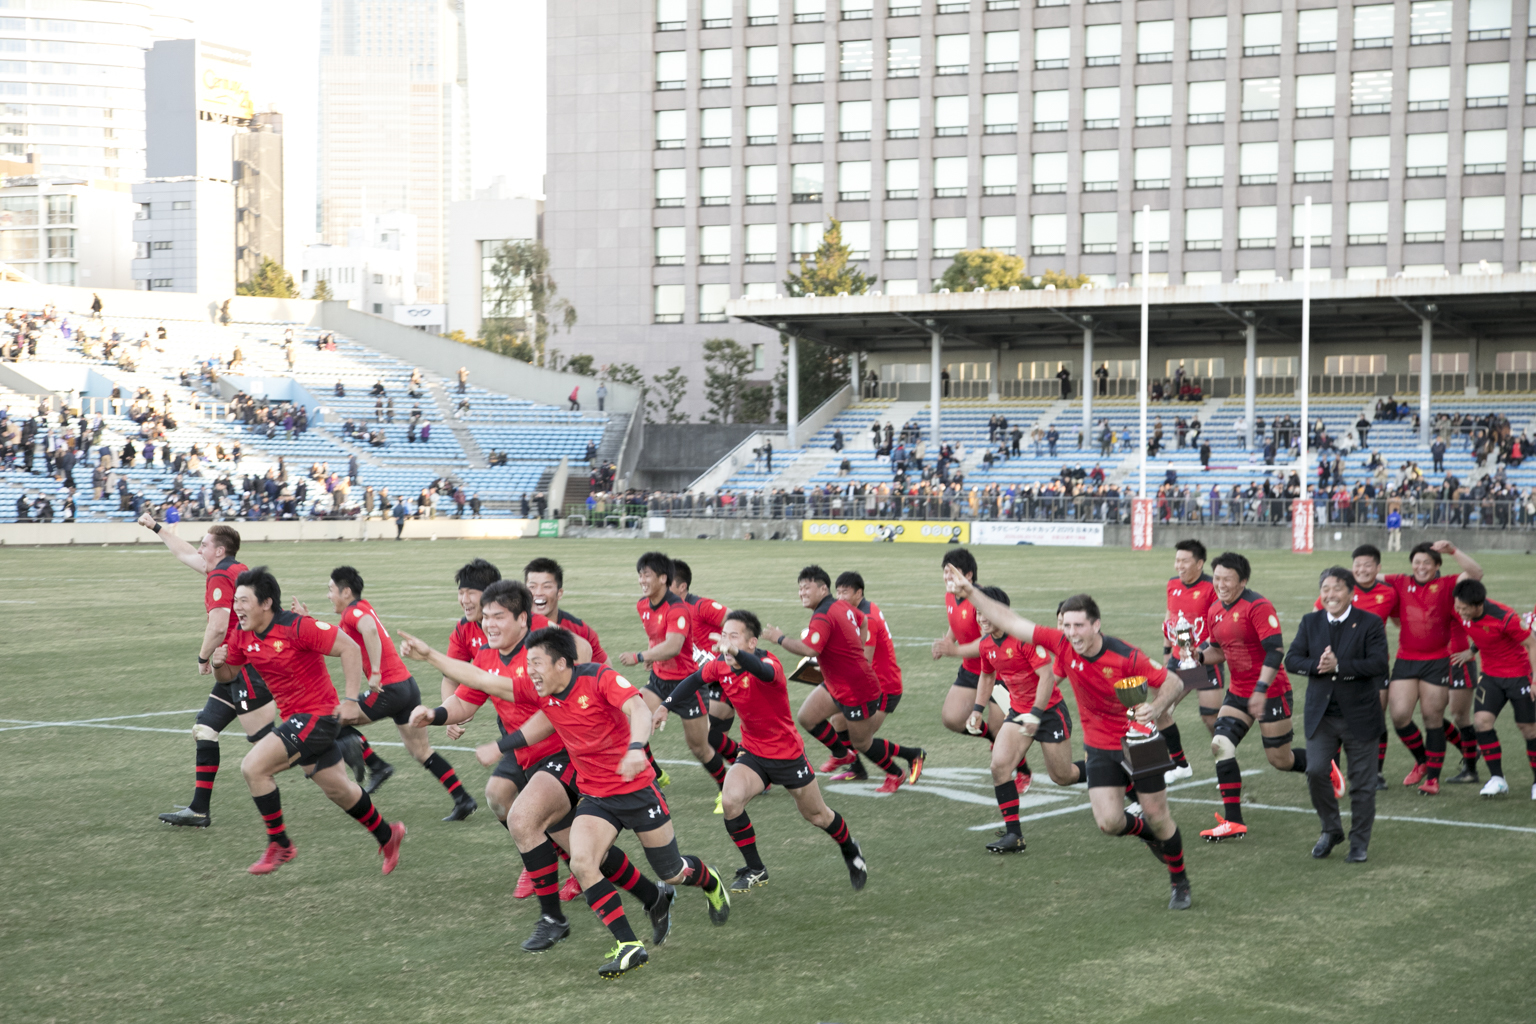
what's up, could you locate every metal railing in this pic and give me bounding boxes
[564,493,1536,530]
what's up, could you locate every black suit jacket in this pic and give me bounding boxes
[1284,606,1389,742]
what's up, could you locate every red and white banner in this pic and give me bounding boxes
[1131,498,1155,550]
[1291,499,1314,553]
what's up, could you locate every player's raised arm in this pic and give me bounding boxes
[762,622,817,658]
[138,511,209,572]
[946,565,1039,641]
[1430,540,1483,583]
[398,631,519,699]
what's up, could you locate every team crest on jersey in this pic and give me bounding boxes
[578,694,590,708]
[1268,615,1279,627]
[515,666,525,677]
[212,588,222,601]
[272,640,284,652]
[1101,667,1115,678]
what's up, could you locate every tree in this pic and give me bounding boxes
[737,384,774,424]
[783,218,876,298]
[562,354,597,377]
[936,249,1092,293]
[236,257,297,298]
[650,366,689,424]
[775,218,870,421]
[482,239,577,367]
[938,249,1027,292]
[312,278,334,301]
[701,338,753,423]
[602,361,649,421]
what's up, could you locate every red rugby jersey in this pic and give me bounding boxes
[555,608,607,665]
[541,663,654,797]
[205,556,247,646]
[1313,579,1399,622]
[460,638,563,768]
[447,616,488,662]
[1384,573,1460,660]
[979,631,1061,713]
[702,651,803,760]
[223,610,340,716]
[1164,573,1217,648]
[637,591,697,681]
[860,599,903,695]
[804,595,881,705]
[342,599,412,685]
[946,592,983,673]
[1460,600,1533,678]
[1207,589,1291,699]
[1034,624,1167,749]
[685,593,728,659]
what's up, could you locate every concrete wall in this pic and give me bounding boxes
[634,422,763,490]
[0,518,545,547]
[0,281,321,325]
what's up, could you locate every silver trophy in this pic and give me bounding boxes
[1167,611,1217,690]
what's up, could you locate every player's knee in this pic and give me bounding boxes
[192,723,221,743]
[1094,813,1123,835]
[1048,764,1079,786]
[1211,734,1236,760]
[643,837,685,882]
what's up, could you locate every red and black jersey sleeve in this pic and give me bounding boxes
[447,618,485,662]
[558,610,607,664]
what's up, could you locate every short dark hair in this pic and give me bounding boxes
[1210,551,1252,583]
[522,557,563,588]
[330,565,365,598]
[941,547,978,581]
[978,584,1010,606]
[235,566,280,609]
[1059,594,1100,621]
[1350,544,1382,564]
[670,558,692,587]
[725,609,762,638]
[1320,567,1355,590]
[1453,578,1488,606]
[206,524,240,558]
[798,564,832,589]
[1409,541,1443,566]
[526,625,579,667]
[835,570,865,592]
[455,558,501,591]
[636,551,673,585]
[480,579,532,618]
[1174,538,1207,562]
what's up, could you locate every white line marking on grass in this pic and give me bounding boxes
[965,770,1265,831]
[1164,797,1536,835]
[0,709,204,731]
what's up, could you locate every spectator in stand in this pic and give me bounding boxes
[568,385,580,411]
[453,485,467,518]
[392,496,409,539]
[457,366,468,394]
[420,421,432,444]
[468,493,482,518]
[371,379,386,397]
[596,382,607,411]
[1431,436,1446,473]
[1056,364,1072,399]
[407,421,418,444]
[1200,439,1212,472]
[520,493,531,517]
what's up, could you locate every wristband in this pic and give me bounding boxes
[637,652,646,664]
[628,741,646,751]
[497,729,527,754]
[197,655,209,664]
[431,706,449,726]
[152,523,162,533]
[972,703,986,715]
[1254,682,1270,693]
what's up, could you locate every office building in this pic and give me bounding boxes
[235,112,285,286]
[547,0,1536,405]
[301,209,420,317]
[318,0,471,304]
[0,174,135,288]
[445,177,541,339]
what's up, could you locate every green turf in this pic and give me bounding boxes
[3,539,1534,1024]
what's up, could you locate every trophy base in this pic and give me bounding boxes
[1121,731,1176,780]
[1174,663,1220,692]
[789,656,823,685]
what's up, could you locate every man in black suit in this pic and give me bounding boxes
[1285,567,1390,862]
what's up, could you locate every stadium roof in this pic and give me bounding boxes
[725,273,1536,353]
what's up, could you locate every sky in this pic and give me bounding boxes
[184,0,545,268]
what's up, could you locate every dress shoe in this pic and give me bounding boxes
[1346,844,1368,863]
[1311,832,1345,858]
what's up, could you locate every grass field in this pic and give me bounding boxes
[3,537,1535,1024]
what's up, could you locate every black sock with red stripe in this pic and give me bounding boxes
[835,728,853,752]
[1424,726,1446,780]
[1444,721,1463,757]
[678,854,716,891]
[821,811,859,857]
[1458,724,1481,765]
[520,840,564,920]
[1395,722,1427,765]
[1015,754,1033,777]
[422,752,465,796]
[1119,811,1148,838]
[708,716,740,761]
[702,751,727,788]
[973,720,995,741]
[253,789,290,848]
[1163,722,1189,768]
[1215,757,1244,825]
[994,783,1022,836]
[864,737,917,776]
[1160,827,1188,883]
[1478,730,1503,778]
[550,838,571,863]
[808,721,849,757]
[1124,781,1137,801]
[1377,730,1389,771]
[1526,738,1536,783]
[724,812,766,870]
[1289,747,1308,773]
[190,739,219,814]
[355,732,387,770]
[600,846,660,906]
[583,879,638,943]
[344,792,394,847]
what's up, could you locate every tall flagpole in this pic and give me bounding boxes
[1139,204,1149,500]
[1297,196,1313,551]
